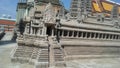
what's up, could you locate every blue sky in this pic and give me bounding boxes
[0,0,120,19]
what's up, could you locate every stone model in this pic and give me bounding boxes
[11,0,120,68]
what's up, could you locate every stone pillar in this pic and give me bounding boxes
[108,34,111,40]
[101,33,103,39]
[85,32,87,38]
[104,34,107,39]
[42,28,45,35]
[24,25,27,34]
[37,28,40,35]
[94,33,96,39]
[89,32,92,39]
[40,29,42,35]
[119,35,120,39]
[30,27,33,35]
[61,30,64,37]
[115,35,117,40]
[112,35,114,39]
[67,31,69,37]
[52,29,54,37]
[72,31,74,37]
[97,33,100,39]
[34,28,36,35]
[76,31,79,38]
[81,32,83,38]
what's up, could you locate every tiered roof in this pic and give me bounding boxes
[92,0,120,13]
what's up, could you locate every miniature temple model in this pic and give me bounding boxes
[11,0,120,68]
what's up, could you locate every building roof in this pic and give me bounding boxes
[92,0,120,13]
[0,18,16,25]
[0,18,16,21]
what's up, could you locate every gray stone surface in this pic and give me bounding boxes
[0,43,34,68]
[66,58,120,68]
[0,43,120,68]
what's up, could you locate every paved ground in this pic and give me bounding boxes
[0,32,120,68]
[66,58,120,68]
[0,43,34,68]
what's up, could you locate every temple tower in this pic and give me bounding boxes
[70,0,92,19]
[111,5,120,28]
[17,0,61,23]
[111,5,119,19]
[16,0,27,24]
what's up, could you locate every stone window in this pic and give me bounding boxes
[91,33,94,38]
[64,30,68,36]
[106,34,109,39]
[110,34,112,39]
[116,35,119,39]
[78,31,82,37]
[83,32,86,38]
[103,34,106,39]
[74,31,77,37]
[95,33,98,38]
[69,31,73,37]
[99,33,102,39]
[86,32,90,38]
[113,35,116,39]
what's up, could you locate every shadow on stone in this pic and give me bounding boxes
[0,32,5,40]
[0,40,16,45]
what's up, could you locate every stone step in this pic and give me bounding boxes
[35,63,49,68]
[37,49,49,63]
[55,59,64,61]
[38,59,49,62]
[13,46,34,60]
[31,48,40,59]
[55,62,66,67]
[54,54,63,55]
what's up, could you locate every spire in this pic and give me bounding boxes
[111,5,120,28]
[84,0,92,14]
[111,5,119,19]
[77,0,82,22]
[70,0,92,19]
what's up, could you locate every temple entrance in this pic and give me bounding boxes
[47,26,53,36]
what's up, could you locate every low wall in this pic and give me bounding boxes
[60,38,120,60]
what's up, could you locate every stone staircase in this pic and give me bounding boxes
[48,37,66,68]
[13,45,25,58]
[35,48,49,68]
[12,45,34,63]
[11,36,65,68]
[54,48,66,67]
[30,47,40,63]
[12,44,50,68]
